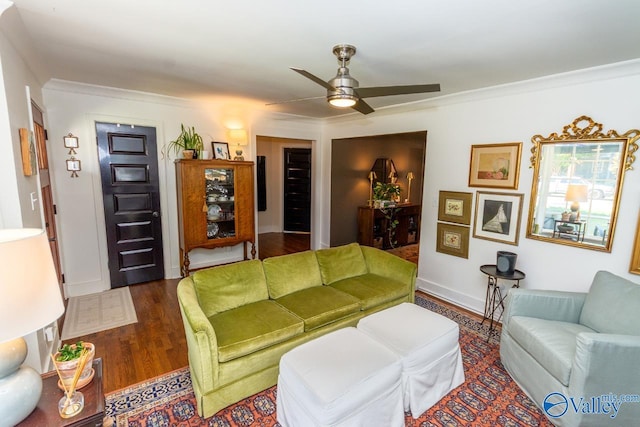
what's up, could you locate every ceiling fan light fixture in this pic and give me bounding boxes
[328,94,357,108]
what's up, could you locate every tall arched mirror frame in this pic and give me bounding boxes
[526,116,639,252]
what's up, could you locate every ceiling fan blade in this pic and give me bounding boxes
[352,99,375,115]
[265,95,327,106]
[355,83,441,98]
[291,68,336,91]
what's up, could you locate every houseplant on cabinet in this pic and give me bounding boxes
[165,124,204,159]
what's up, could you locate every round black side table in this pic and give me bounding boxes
[479,264,526,340]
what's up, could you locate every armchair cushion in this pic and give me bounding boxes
[508,316,595,386]
[579,270,640,335]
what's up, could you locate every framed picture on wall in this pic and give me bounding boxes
[473,191,524,245]
[436,222,470,258]
[438,191,473,225]
[212,142,230,160]
[468,142,522,189]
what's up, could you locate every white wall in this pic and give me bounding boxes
[0,4,45,228]
[42,81,322,296]
[323,60,640,315]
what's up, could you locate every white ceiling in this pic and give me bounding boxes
[10,0,640,118]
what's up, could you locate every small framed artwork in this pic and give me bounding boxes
[629,211,640,275]
[63,133,79,154]
[438,191,473,225]
[66,157,81,177]
[468,142,522,189]
[212,142,230,160]
[19,128,37,176]
[473,191,524,245]
[436,222,470,259]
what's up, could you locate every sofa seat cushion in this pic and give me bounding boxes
[275,286,361,331]
[315,243,368,285]
[330,273,408,310]
[263,250,322,299]
[509,316,595,386]
[210,300,304,363]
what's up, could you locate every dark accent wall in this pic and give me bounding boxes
[330,131,427,246]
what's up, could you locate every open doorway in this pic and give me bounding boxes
[330,131,426,264]
[256,136,312,259]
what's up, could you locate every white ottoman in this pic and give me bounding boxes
[357,303,465,418]
[277,327,404,427]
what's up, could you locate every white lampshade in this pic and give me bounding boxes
[0,228,64,425]
[0,228,64,343]
[227,129,248,146]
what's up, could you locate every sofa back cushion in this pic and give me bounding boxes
[192,259,268,317]
[263,250,323,299]
[315,243,368,285]
[579,270,640,335]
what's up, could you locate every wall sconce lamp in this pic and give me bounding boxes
[227,129,248,161]
[405,172,415,203]
[368,171,377,207]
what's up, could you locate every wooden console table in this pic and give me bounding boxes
[357,203,421,249]
[19,358,104,427]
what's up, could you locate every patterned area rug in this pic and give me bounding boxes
[105,295,552,426]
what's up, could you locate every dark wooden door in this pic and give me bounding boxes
[283,148,311,232]
[96,122,164,288]
[32,102,63,301]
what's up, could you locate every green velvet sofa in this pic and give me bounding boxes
[177,242,417,417]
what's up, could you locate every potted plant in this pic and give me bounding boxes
[53,341,95,390]
[372,182,401,208]
[165,124,204,159]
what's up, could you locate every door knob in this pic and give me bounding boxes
[152,211,159,217]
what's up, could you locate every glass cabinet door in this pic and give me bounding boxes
[205,168,235,240]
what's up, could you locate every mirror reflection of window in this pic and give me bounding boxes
[526,116,639,252]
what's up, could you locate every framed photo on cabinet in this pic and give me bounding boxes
[212,142,230,160]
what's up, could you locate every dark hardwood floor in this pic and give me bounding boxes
[71,234,472,394]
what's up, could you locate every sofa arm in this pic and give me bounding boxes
[571,333,640,402]
[502,288,587,329]
[177,277,220,393]
[361,245,417,302]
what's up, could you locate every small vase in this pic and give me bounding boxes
[58,391,84,418]
[182,150,194,159]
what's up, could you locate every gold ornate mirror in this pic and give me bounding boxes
[526,116,638,251]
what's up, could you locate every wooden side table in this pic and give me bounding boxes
[19,358,104,427]
[479,265,526,340]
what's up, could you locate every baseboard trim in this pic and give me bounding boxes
[416,277,485,317]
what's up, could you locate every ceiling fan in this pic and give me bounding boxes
[277,44,441,115]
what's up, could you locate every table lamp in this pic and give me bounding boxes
[0,228,64,425]
[368,171,377,207]
[565,184,588,221]
[405,172,414,203]
[228,129,248,161]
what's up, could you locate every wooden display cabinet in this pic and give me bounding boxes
[357,204,421,249]
[176,159,256,276]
